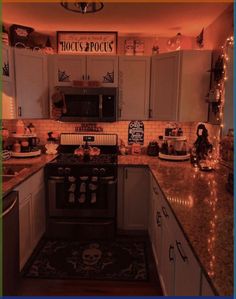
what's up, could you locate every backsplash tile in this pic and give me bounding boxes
[3,119,220,154]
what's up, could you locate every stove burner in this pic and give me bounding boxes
[52,153,117,165]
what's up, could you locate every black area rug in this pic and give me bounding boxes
[24,239,149,281]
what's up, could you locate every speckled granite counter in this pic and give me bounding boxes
[2,154,57,197]
[118,155,233,296]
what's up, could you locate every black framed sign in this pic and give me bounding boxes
[128,121,144,145]
[57,31,117,55]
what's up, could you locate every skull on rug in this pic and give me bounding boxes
[82,243,102,266]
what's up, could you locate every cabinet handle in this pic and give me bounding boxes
[169,245,174,261]
[153,186,159,195]
[149,108,153,118]
[18,106,22,117]
[125,169,128,179]
[82,75,85,80]
[156,211,161,227]
[119,108,122,118]
[162,206,169,218]
[176,241,188,262]
[87,75,90,80]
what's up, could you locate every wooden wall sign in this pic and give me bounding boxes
[128,121,144,145]
[57,31,117,55]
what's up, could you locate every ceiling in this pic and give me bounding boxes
[2,2,231,37]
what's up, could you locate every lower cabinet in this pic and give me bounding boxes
[150,174,201,296]
[201,273,216,296]
[118,166,149,231]
[14,169,46,270]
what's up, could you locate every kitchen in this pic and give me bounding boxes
[1,1,234,297]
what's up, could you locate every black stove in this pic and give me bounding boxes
[45,133,118,240]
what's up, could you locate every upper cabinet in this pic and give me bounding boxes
[14,49,49,118]
[150,50,211,122]
[49,55,118,87]
[119,56,150,120]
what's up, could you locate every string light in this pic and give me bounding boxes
[211,35,234,161]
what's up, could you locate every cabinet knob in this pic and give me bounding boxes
[169,245,175,261]
[156,211,161,227]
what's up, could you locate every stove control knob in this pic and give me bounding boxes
[92,168,99,175]
[100,168,106,175]
[65,167,71,175]
[58,167,64,176]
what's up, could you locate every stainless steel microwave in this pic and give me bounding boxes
[57,87,117,122]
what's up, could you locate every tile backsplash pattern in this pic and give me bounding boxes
[3,119,220,154]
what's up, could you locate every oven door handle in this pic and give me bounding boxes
[48,176,65,182]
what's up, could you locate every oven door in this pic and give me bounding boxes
[48,176,117,218]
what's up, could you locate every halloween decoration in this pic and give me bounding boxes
[51,87,67,119]
[193,124,213,161]
[196,28,204,48]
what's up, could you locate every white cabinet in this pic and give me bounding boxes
[150,50,211,122]
[2,45,16,119]
[31,183,46,249]
[149,173,201,296]
[118,56,150,120]
[19,194,32,270]
[14,169,46,270]
[87,56,118,87]
[119,167,149,231]
[14,49,49,118]
[174,225,201,296]
[50,55,118,87]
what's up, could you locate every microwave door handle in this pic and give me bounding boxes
[99,94,103,119]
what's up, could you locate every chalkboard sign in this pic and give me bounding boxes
[128,121,144,145]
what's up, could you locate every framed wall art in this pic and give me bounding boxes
[57,31,117,55]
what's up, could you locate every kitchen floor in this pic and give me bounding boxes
[18,234,163,296]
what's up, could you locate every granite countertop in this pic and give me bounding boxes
[2,154,233,295]
[2,154,57,197]
[118,155,233,296]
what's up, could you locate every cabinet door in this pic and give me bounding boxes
[14,49,49,118]
[150,52,180,121]
[31,183,46,248]
[52,55,86,85]
[87,56,118,87]
[19,194,32,271]
[119,56,150,120]
[160,221,175,296]
[174,224,201,296]
[152,179,163,267]
[178,51,210,122]
[123,167,149,230]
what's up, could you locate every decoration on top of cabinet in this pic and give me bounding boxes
[128,121,144,145]
[57,31,117,55]
[9,24,34,48]
[60,2,104,14]
[196,28,204,48]
[166,33,182,51]
[103,71,114,83]
[58,69,70,82]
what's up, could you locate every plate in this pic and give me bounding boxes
[159,153,190,161]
